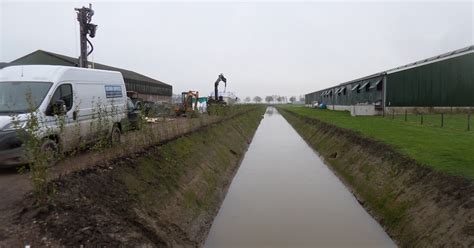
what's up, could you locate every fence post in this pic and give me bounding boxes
[468,113,471,131]
[405,110,407,122]
[441,113,444,128]
[421,113,423,125]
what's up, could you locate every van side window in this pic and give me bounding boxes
[51,84,73,111]
[105,85,123,98]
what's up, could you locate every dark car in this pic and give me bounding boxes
[126,97,142,130]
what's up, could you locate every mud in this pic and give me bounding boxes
[278,107,474,247]
[1,106,265,247]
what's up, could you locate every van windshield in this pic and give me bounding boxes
[0,81,52,114]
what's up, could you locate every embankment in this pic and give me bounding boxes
[10,106,266,247]
[278,107,473,247]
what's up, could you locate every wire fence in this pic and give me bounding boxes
[384,110,471,132]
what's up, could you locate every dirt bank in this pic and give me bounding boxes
[2,106,266,247]
[278,107,473,247]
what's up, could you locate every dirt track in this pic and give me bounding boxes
[0,119,186,210]
[0,117,213,244]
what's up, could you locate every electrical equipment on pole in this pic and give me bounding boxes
[75,3,97,68]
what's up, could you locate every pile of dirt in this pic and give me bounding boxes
[279,107,474,247]
[4,106,266,247]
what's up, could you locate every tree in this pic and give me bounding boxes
[253,96,262,103]
[277,96,283,103]
[272,95,279,104]
[289,96,296,103]
[265,96,273,103]
[299,95,305,102]
[244,96,251,103]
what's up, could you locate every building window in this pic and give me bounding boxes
[369,78,383,91]
[351,84,360,93]
[361,81,370,92]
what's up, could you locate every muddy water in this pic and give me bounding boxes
[205,107,396,248]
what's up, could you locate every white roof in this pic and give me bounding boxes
[0,65,123,83]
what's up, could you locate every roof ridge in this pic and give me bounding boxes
[11,49,170,88]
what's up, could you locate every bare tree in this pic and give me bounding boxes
[277,96,283,103]
[244,96,251,103]
[289,96,296,103]
[265,96,273,103]
[253,96,262,103]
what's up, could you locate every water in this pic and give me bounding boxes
[205,107,396,248]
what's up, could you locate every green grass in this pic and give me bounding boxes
[279,106,474,180]
[388,112,471,132]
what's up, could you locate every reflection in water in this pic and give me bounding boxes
[265,107,274,116]
[205,107,396,248]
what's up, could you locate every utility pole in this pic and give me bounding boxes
[75,4,97,68]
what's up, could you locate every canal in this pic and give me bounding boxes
[205,107,396,247]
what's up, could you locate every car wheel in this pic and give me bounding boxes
[40,139,59,167]
[110,125,121,145]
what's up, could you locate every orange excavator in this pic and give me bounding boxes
[175,90,199,116]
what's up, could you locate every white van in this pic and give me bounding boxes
[0,65,128,167]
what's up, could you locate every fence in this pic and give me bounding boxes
[384,110,471,132]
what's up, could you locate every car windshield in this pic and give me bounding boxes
[0,81,52,114]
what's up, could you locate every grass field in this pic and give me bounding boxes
[279,105,474,180]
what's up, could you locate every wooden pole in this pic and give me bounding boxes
[441,113,444,127]
[468,113,471,131]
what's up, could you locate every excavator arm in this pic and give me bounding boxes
[214,73,227,101]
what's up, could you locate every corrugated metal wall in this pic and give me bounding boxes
[305,77,383,106]
[386,52,474,107]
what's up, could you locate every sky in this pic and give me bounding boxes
[1,0,473,99]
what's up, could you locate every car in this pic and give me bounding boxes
[0,65,128,168]
[126,97,142,130]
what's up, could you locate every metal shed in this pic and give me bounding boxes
[6,50,172,103]
[305,45,474,115]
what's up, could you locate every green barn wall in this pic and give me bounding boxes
[386,52,474,107]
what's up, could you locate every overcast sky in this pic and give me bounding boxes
[1,1,473,98]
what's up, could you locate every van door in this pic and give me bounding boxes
[74,82,113,145]
[44,83,79,152]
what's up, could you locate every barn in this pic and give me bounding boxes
[305,46,474,115]
[4,50,172,103]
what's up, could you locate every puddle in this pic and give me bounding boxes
[205,107,396,247]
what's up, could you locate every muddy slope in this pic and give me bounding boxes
[10,106,266,247]
[278,107,473,248]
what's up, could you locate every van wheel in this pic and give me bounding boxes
[110,125,121,145]
[40,139,59,167]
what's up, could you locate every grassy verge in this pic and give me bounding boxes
[121,105,266,212]
[279,105,474,180]
[278,106,473,247]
